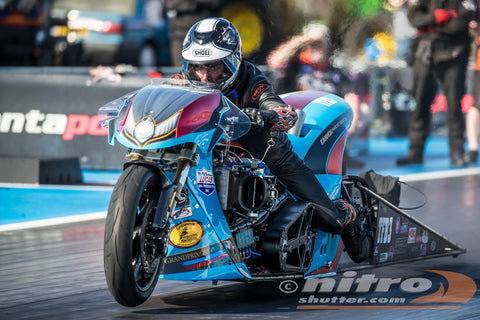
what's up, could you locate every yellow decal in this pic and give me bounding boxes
[169,220,204,248]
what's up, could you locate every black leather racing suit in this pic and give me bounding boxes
[174,60,344,232]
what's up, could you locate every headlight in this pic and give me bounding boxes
[134,117,155,143]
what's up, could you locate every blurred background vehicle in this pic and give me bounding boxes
[0,0,57,66]
[1,0,296,67]
[49,0,170,67]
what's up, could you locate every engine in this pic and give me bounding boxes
[212,145,280,261]
[213,144,317,275]
[214,159,278,214]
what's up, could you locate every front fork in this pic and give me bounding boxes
[153,142,199,229]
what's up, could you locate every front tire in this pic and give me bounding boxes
[104,165,165,307]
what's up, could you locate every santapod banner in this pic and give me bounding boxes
[0,71,148,169]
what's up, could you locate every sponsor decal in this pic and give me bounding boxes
[408,227,416,244]
[164,247,204,264]
[379,252,388,263]
[252,83,269,101]
[277,270,477,310]
[394,237,408,255]
[196,168,215,196]
[314,96,338,107]
[192,48,212,57]
[0,110,107,140]
[421,230,428,243]
[169,220,204,248]
[173,206,193,220]
[319,117,347,145]
[395,217,401,234]
[420,243,427,255]
[400,222,408,233]
[377,216,393,244]
[162,238,239,274]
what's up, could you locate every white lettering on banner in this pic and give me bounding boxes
[25,109,45,134]
[43,114,68,135]
[0,112,24,133]
[0,110,106,140]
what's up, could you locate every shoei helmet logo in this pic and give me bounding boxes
[193,49,212,57]
[169,220,204,248]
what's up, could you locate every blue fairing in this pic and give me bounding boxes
[285,92,353,198]
[158,150,251,280]
[287,93,352,159]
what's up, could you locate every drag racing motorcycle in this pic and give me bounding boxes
[98,78,465,307]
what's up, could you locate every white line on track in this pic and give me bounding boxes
[399,167,480,182]
[0,182,113,191]
[0,211,107,232]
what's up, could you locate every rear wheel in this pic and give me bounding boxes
[104,165,165,307]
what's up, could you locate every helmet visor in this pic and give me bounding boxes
[186,60,233,87]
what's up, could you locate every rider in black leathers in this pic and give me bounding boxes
[174,17,370,263]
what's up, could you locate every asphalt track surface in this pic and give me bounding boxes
[2,142,480,320]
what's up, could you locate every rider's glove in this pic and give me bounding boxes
[243,108,279,129]
[270,105,298,132]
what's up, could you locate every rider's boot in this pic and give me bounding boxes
[334,199,372,263]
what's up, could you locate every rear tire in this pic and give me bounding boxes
[104,165,165,307]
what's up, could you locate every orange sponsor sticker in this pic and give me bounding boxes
[252,83,269,100]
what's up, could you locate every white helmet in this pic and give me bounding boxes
[181,17,242,91]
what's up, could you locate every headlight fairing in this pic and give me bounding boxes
[123,111,181,148]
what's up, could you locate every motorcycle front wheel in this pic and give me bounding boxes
[104,165,165,307]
